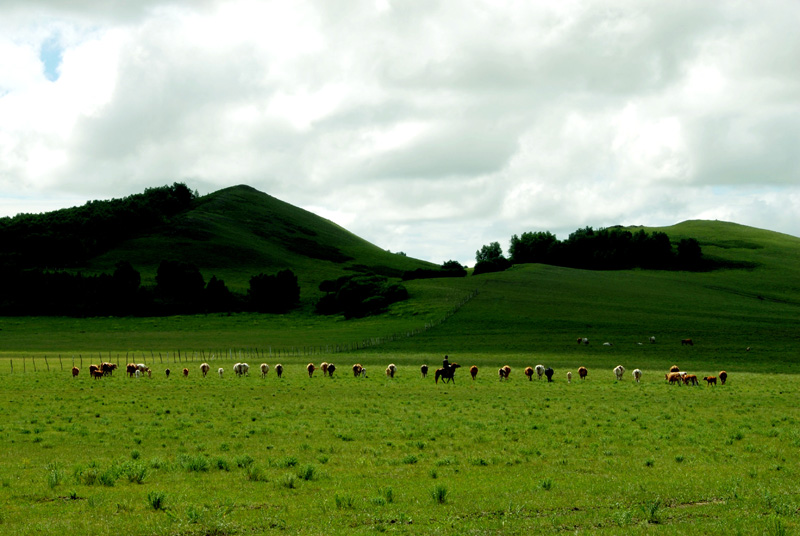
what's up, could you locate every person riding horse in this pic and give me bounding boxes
[442,355,451,374]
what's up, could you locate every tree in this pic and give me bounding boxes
[677,238,702,268]
[248,269,300,313]
[155,260,205,305]
[475,242,504,263]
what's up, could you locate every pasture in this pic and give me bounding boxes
[1,356,798,535]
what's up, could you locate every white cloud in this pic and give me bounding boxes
[1,0,800,266]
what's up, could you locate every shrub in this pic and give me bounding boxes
[431,484,448,504]
[297,464,318,481]
[147,491,167,511]
[234,454,254,469]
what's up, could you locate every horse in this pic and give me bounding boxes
[435,363,461,384]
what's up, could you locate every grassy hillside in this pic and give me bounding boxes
[86,185,435,298]
[1,219,798,374]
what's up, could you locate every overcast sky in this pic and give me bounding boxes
[2,1,799,266]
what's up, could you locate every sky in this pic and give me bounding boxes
[1,1,799,266]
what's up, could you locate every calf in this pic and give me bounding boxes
[703,376,717,386]
[666,372,682,385]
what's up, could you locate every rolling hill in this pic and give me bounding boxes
[74,184,437,297]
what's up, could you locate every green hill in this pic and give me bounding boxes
[79,184,436,297]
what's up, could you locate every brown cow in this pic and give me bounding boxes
[89,364,100,376]
[182,368,189,378]
[524,366,534,381]
[71,366,79,378]
[91,369,104,379]
[307,363,316,378]
[578,366,588,380]
[320,362,329,377]
[353,364,364,377]
[470,365,478,380]
[669,365,680,373]
[666,372,682,385]
[681,339,693,346]
[718,371,728,385]
[200,363,210,377]
[126,363,137,378]
[682,374,699,386]
[703,376,717,386]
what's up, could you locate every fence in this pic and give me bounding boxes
[4,289,478,373]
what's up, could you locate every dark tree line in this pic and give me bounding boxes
[402,260,467,281]
[0,261,300,317]
[316,274,409,319]
[475,227,704,274]
[0,183,196,270]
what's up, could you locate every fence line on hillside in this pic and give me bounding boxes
[3,290,478,373]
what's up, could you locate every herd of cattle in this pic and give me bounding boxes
[69,358,728,387]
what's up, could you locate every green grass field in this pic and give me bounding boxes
[1,220,799,534]
[1,361,797,535]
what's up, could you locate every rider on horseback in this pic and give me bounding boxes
[442,355,451,374]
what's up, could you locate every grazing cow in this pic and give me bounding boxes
[535,364,545,380]
[613,365,625,381]
[327,363,336,377]
[89,364,100,376]
[719,371,728,385]
[420,364,429,378]
[435,363,460,384]
[101,362,118,376]
[275,364,283,378]
[307,363,317,378]
[567,371,572,383]
[578,366,588,380]
[165,368,171,378]
[233,363,249,377]
[669,365,680,373]
[321,362,329,377]
[544,367,554,382]
[470,365,478,380]
[498,367,507,381]
[260,363,269,378]
[353,364,364,377]
[182,368,189,378]
[91,369,103,379]
[682,374,699,386]
[703,376,717,386]
[681,339,693,346]
[200,363,210,377]
[502,365,511,379]
[524,366,534,381]
[386,364,397,378]
[217,368,223,378]
[71,366,80,378]
[136,363,148,374]
[666,372,682,385]
[632,368,642,383]
[134,369,141,378]
[126,363,137,378]
[650,336,656,344]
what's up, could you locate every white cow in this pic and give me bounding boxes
[234,362,250,377]
[218,367,224,378]
[260,363,269,378]
[614,365,625,381]
[649,336,656,344]
[567,371,572,383]
[535,364,545,380]
[632,369,642,383]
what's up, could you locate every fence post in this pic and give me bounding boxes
[59,355,63,371]
[33,356,36,372]
[44,355,49,371]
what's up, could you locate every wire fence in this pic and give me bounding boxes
[4,289,478,373]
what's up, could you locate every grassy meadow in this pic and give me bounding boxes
[1,220,800,534]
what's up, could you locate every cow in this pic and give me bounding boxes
[632,369,642,383]
[420,364,429,378]
[200,362,210,377]
[470,366,478,380]
[666,372,682,385]
[703,376,717,386]
[535,364,545,380]
[719,371,728,385]
[544,367,554,382]
[613,365,625,381]
[681,339,693,346]
[578,366,588,380]
[71,366,80,378]
[524,366,534,381]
